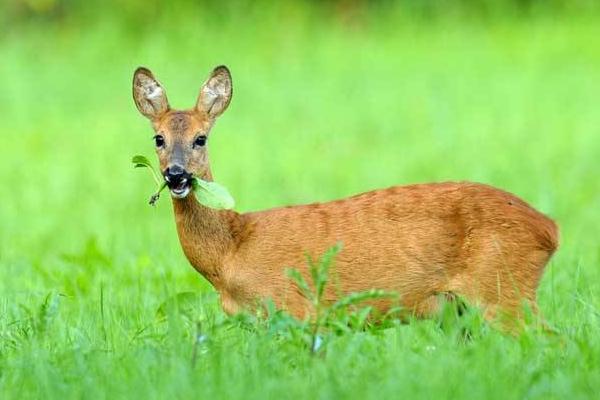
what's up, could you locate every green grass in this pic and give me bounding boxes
[1,6,599,399]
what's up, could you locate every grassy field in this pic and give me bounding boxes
[1,4,599,399]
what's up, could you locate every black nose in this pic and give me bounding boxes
[164,165,190,187]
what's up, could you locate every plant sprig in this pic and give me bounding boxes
[131,154,235,209]
[285,243,398,354]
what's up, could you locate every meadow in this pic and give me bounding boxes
[1,2,599,399]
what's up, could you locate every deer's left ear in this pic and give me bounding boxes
[196,65,232,118]
[132,67,170,121]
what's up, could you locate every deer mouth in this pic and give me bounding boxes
[169,179,192,199]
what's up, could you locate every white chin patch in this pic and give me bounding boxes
[170,186,191,199]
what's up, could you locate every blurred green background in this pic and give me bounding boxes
[1,1,599,398]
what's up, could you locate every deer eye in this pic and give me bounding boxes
[154,134,165,148]
[193,135,207,148]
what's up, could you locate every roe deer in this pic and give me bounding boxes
[132,65,559,327]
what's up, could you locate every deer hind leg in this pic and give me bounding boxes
[479,297,540,334]
[456,248,551,332]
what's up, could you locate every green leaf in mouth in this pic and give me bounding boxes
[192,177,235,210]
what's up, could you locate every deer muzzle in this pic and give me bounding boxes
[164,165,193,199]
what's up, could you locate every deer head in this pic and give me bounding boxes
[132,66,232,198]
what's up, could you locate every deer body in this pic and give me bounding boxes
[133,66,558,324]
[173,180,557,320]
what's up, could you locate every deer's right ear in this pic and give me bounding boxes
[132,67,170,121]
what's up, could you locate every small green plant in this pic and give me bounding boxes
[284,243,398,354]
[131,155,234,209]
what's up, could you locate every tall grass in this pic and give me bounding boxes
[0,3,599,399]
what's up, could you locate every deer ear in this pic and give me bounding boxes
[132,67,170,120]
[196,65,232,118]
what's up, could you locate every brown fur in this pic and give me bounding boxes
[132,66,559,326]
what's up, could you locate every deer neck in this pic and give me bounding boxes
[170,172,242,289]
